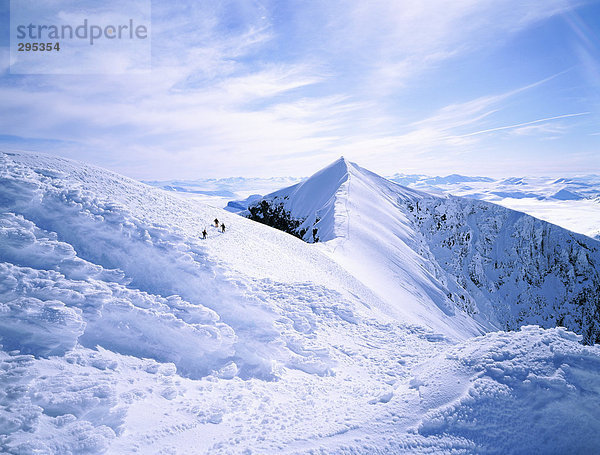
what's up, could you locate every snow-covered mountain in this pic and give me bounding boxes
[246,157,600,344]
[2,151,600,454]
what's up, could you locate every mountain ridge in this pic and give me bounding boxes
[246,157,600,343]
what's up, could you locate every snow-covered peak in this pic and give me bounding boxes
[246,158,600,344]
[253,157,423,243]
[265,157,360,220]
[324,155,352,172]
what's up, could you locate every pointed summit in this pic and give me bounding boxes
[245,157,410,243]
[310,156,354,182]
[334,155,349,167]
[248,156,416,242]
[245,157,368,243]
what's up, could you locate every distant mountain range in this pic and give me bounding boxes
[388,173,600,200]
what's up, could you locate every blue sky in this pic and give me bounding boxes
[1,0,599,179]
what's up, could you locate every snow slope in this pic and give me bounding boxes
[2,151,600,454]
[247,158,600,344]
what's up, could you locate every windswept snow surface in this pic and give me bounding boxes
[1,151,600,454]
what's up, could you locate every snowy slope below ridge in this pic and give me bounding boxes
[1,150,600,454]
[247,157,600,344]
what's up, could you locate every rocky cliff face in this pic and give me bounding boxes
[405,195,600,343]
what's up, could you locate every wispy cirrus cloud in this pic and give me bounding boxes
[455,112,590,138]
[315,75,595,176]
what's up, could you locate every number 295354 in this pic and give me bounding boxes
[17,42,61,51]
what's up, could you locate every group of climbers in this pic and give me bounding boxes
[201,218,226,239]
